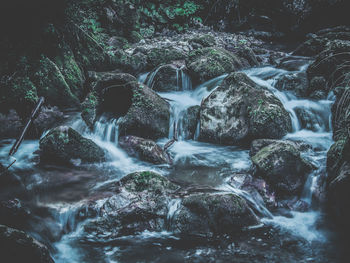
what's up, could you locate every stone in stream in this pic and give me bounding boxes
[186,47,244,84]
[181,105,200,140]
[250,139,311,157]
[39,126,106,165]
[172,193,259,236]
[82,71,171,140]
[251,140,315,198]
[275,72,308,97]
[0,225,54,263]
[199,72,292,145]
[83,171,259,240]
[119,136,171,164]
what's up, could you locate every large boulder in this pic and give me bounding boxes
[118,83,170,140]
[83,72,171,139]
[119,136,171,164]
[146,47,187,69]
[83,171,178,239]
[251,140,315,198]
[39,126,105,165]
[172,193,259,236]
[0,225,54,263]
[186,47,243,84]
[250,139,311,157]
[199,72,292,145]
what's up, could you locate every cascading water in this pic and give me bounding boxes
[0,55,338,262]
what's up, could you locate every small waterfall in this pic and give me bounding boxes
[93,116,120,143]
[167,199,181,223]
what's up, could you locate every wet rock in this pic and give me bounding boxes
[118,83,170,140]
[119,136,171,164]
[0,110,22,139]
[147,47,187,68]
[84,72,170,139]
[0,225,54,263]
[295,108,325,131]
[199,72,291,145]
[307,40,350,94]
[307,76,327,99]
[251,140,315,198]
[186,47,243,84]
[173,193,259,237]
[29,107,65,138]
[250,139,311,157]
[181,105,200,140]
[228,173,276,210]
[275,72,308,97]
[145,64,183,92]
[84,172,177,238]
[39,126,105,165]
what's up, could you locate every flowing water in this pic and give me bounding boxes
[0,56,340,262]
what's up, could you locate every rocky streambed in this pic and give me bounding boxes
[0,29,349,262]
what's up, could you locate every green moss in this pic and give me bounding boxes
[121,171,176,193]
[32,56,80,108]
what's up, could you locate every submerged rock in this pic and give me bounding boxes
[39,126,105,165]
[119,136,171,164]
[199,72,292,145]
[251,140,315,198]
[0,225,54,263]
[186,47,243,84]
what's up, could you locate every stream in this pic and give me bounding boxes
[0,55,340,262]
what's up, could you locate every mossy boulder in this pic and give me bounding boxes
[172,193,259,236]
[199,72,292,145]
[147,47,187,69]
[0,76,39,118]
[54,47,85,99]
[0,225,54,263]
[186,47,243,84]
[251,140,315,198]
[83,171,177,238]
[32,56,80,108]
[119,83,170,140]
[39,126,105,165]
[119,136,172,164]
[119,171,177,193]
